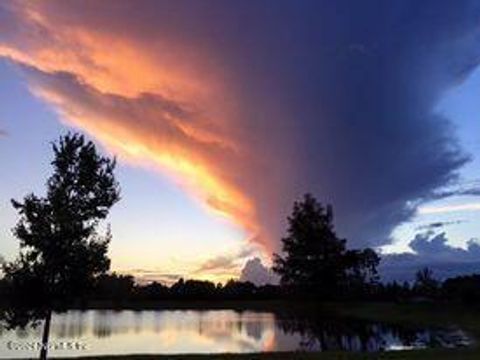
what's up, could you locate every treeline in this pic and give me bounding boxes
[1,268,475,306]
[1,267,480,306]
[90,275,282,304]
[374,269,480,303]
[93,270,480,304]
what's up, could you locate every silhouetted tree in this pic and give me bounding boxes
[443,274,480,303]
[343,248,380,298]
[170,279,217,299]
[273,194,343,294]
[221,280,256,299]
[93,273,136,304]
[376,281,413,301]
[273,194,379,298]
[1,133,120,360]
[414,267,439,298]
[136,281,170,301]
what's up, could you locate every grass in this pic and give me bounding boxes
[47,302,480,360]
[53,349,480,360]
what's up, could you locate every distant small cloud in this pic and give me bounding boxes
[120,269,183,285]
[240,257,279,286]
[0,129,7,137]
[195,247,255,275]
[415,220,464,231]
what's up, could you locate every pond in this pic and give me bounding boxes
[0,309,472,358]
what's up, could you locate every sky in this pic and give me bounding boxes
[0,0,479,284]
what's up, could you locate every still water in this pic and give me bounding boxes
[0,309,471,358]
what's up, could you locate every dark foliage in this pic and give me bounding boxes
[375,281,413,302]
[2,266,480,307]
[170,278,217,299]
[1,133,120,359]
[273,194,380,298]
[93,274,137,303]
[413,267,440,298]
[86,275,281,304]
[443,275,480,303]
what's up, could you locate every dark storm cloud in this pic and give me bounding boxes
[381,232,480,282]
[261,0,480,248]
[180,0,480,249]
[2,0,480,252]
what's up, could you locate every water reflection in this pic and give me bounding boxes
[0,309,470,358]
[278,315,421,351]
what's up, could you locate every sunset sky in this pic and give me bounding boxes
[1,1,480,284]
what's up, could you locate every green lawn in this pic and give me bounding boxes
[51,302,480,360]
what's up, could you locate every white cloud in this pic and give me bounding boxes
[240,257,279,286]
[418,203,480,215]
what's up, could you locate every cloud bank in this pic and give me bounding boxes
[240,258,279,286]
[1,1,480,254]
[194,247,254,278]
[381,232,480,282]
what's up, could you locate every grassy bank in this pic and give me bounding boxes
[54,348,480,360]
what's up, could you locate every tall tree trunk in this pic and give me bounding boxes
[39,309,52,360]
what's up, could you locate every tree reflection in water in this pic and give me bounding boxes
[0,309,471,357]
[274,308,459,352]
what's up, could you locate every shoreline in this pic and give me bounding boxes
[47,348,480,360]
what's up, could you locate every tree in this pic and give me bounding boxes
[414,267,439,298]
[273,193,379,298]
[93,273,136,304]
[343,248,380,297]
[1,133,120,360]
[170,279,217,299]
[443,275,480,303]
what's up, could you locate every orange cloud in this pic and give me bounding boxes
[0,1,267,249]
